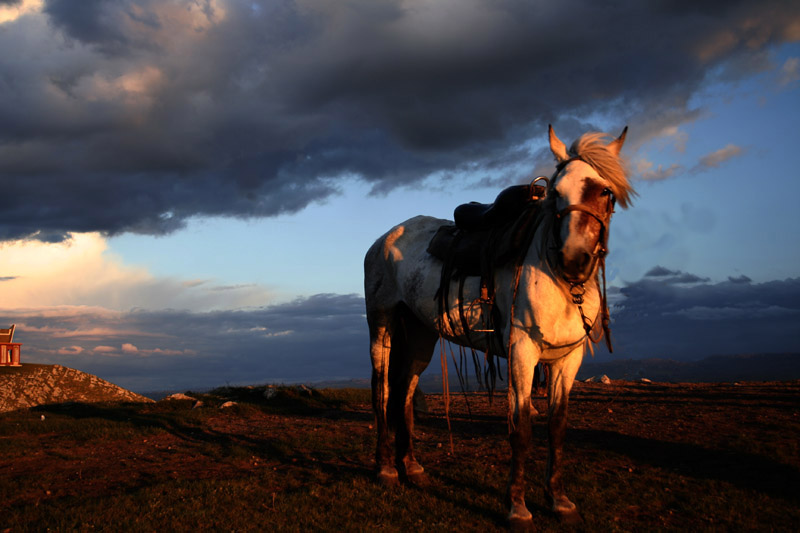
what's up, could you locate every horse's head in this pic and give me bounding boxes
[547,125,634,284]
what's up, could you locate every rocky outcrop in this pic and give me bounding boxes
[0,364,153,412]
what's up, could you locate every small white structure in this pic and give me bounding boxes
[0,324,21,367]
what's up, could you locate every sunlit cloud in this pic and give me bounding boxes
[0,0,41,25]
[57,345,84,356]
[93,345,117,354]
[0,233,273,311]
[634,158,683,182]
[691,144,745,173]
[778,57,800,87]
[659,126,689,154]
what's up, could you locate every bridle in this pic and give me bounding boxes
[547,156,616,282]
[539,155,617,351]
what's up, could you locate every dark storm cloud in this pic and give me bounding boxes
[643,266,711,284]
[2,293,369,391]
[2,0,799,240]
[5,271,799,391]
[601,269,800,360]
[43,0,138,52]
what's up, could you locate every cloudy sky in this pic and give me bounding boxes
[1,0,799,392]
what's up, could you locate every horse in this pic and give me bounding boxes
[364,125,635,527]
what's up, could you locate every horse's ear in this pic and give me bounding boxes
[549,124,569,162]
[607,126,628,156]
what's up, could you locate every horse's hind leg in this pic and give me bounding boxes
[369,309,398,486]
[392,307,437,486]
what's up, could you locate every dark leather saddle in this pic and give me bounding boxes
[453,184,544,232]
[426,183,546,275]
[426,183,546,342]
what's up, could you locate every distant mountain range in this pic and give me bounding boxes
[307,353,800,393]
[577,352,800,383]
[137,353,800,398]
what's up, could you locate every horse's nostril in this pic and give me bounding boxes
[579,252,591,270]
[559,249,593,280]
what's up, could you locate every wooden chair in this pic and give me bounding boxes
[0,324,21,366]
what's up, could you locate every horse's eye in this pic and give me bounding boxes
[601,188,613,196]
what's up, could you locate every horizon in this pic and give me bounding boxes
[1,1,799,392]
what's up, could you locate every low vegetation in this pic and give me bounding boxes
[1,381,798,531]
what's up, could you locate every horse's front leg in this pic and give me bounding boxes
[506,339,538,529]
[545,346,584,525]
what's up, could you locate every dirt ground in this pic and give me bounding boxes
[1,380,798,531]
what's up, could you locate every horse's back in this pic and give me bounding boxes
[364,215,449,267]
[364,215,449,316]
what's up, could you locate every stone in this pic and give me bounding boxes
[164,393,196,401]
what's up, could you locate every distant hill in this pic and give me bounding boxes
[0,364,153,412]
[577,352,800,383]
[412,353,800,393]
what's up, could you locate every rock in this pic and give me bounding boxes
[220,401,237,409]
[192,400,204,409]
[584,376,596,383]
[600,375,612,384]
[164,393,196,401]
[264,387,277,399]
[640,378,652,384]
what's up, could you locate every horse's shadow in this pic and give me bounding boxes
[568,427,800,502]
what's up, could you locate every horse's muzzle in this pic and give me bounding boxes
[559,249,594,283]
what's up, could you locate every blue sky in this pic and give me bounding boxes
[1,1,799,392]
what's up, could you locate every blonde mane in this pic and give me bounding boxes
[569,132,636,208]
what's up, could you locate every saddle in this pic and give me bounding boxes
[426,183,547,343]
[427,183,546,272]
[453,184,544,232]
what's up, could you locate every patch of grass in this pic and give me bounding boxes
[198,384,371,415]
[318,387,372,406]
[1,382,798,532]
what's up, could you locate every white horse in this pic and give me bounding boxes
[364,126,635,527]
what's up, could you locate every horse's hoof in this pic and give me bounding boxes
[507,504,533,532]
[376,466,400,487]
[546,492,582,526]
[556,508,584,527]
[402,462,430,487]
[508,515,534,532]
